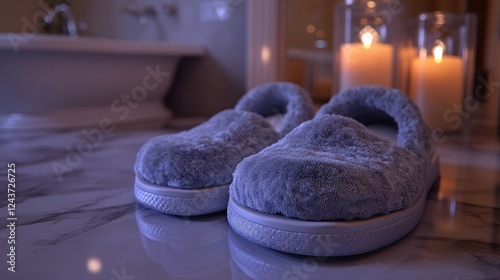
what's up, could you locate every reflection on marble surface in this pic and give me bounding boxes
[0,122,499,280]
[136,206,230,279]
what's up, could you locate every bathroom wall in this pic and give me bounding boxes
[0,0,43,33]
[482,0,500,129]
[286,0,333,51]
[0,0,247,117]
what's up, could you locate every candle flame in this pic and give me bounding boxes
[433,40,445,64]
[361,32,373,49]
[359,25,379,50]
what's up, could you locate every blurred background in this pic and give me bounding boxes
[284,0,498,134]
[0,0,498,133]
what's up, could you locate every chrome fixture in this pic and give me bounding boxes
[42,3,78,37]
[125,1,178,25]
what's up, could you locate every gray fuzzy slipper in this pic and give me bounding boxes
[134,82,314,216]
[228,86,440,256]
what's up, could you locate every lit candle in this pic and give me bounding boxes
[339,25,393,91]
[409,40,463,131]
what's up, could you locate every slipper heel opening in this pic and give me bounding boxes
[235,82,314,136]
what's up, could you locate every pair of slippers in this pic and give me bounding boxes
[134,83,439,256]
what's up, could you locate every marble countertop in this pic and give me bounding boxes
[0,122,499,280]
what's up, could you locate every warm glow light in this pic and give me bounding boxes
[86,257,102,274]
[359,25,379,49]
[432,39,445,64]
[436,13,445,25]
[367,1,376,8]
[361,32,373,49]
[306,24,316,33]
[261,46,271,64]
[315,29,325,39]
[419,48,427,60]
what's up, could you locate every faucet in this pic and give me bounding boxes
[43,3,78,37]
[125,1,177,26]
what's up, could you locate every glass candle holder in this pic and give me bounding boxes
[333,0,406,93]
[408,12,477,132]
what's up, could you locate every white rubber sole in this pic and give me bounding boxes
[134,176,229,216]
[227,154,440,256]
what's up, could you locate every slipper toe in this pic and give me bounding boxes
[135,110,280,189]
[230,114,426,221]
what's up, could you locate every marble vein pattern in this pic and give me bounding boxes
[0,123,499,280]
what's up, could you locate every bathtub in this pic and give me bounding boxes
[0,33,204,129]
